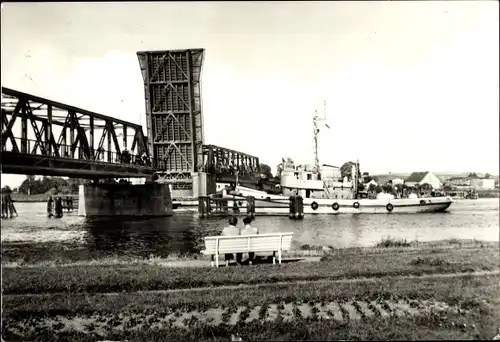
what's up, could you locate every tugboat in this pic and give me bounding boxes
[220,102,453,214]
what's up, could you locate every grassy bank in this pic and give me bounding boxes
[2,238,496,267]
[3,272,499,340]
[3,243,498,295]
[2,240,499,341]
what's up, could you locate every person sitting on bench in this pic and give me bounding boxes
[240,217,259,264]
[221,216,242,265]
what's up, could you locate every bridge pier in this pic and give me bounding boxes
[192,172,217,197]
[78,183,173,217]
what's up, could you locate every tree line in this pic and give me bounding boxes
[2,176,91,195]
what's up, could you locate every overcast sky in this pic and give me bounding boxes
[1,1,499,187]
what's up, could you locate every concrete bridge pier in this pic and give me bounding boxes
[192,172,217,197]
[78,183,173,217]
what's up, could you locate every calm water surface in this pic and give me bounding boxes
[1,199,498,262]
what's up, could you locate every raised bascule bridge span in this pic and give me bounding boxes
[1,48,263,214]
[136,48,262,198]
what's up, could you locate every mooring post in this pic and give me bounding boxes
[296,195,304,219]
[206,197,212,217]
[8,194,17,217]
[212,196,218,213]
[289,196,295,219]
[198,196,204,218]
[1,197,6,218]
[221,198,228,213]
[246,196,255,218]
[232,196,240,213]
[198,196,210,218]
[289,195,304,220]
[52,197,63,218]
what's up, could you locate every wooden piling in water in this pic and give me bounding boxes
[246,196,255,218]
[1,193,17,219]
[289,195,304,220]
[198,196,211,218]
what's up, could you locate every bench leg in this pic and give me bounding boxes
[278,250,282,264]
[272,251,276,265]
[211,255,214,267]
[248,252,255,266]
[215,254,219,268]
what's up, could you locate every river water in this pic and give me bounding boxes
[1,199,498,263]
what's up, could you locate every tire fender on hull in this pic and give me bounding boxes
[332,202,340,211]
[311,201,319,211]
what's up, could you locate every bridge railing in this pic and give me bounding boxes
[3,137,154,167]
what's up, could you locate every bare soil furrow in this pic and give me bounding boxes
[4,298,471,338]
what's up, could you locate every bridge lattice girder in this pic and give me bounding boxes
[202,144,260,178]
[1,87,153,178]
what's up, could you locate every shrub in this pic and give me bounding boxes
[375,237,411,248]
[410,257,450,267]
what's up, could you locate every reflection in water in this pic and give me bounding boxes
[82,216,208,258]
[1,199,498,262]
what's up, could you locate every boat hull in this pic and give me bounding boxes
[299,198,452,214]
[222,186,453,215]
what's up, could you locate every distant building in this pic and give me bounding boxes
[405,171,442,189]
[471,178,495,190]
[446,177,471,187]
[391,178,405,186]
[375,174,407,186]
[446,177,496,190]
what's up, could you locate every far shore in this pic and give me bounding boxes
[9,193,78,203]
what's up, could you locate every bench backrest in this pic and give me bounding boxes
[203,233,294,255]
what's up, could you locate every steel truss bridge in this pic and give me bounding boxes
[201,144,260,184]
[1,48,263,194]
[1,87,154,179]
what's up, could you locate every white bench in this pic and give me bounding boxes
[201,233,294,267]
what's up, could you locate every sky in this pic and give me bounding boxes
[1,1,499,188]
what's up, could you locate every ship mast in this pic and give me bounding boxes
[313,101,327,170]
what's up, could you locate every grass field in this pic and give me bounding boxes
[2,237,495,266]
[2,240,499,341]
[2,245,497,295]
[3,274,499,341]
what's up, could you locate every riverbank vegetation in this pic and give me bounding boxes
[2,237,496,267]
[6,175,89,196]
[2,239,499,340]
[3,243,497,295]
